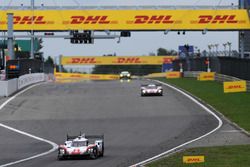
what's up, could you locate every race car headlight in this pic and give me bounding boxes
[142,90,146,93]
[158,89,162,92]
[59,149,65,154]
[88,148,93,152]
[127,74,131,77]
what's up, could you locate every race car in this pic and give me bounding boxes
[58,133,104,160]
[119,71,131,79]
[141,84,163,96]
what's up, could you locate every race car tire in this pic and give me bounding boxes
[57,155,65,161]
[90,147,98,159]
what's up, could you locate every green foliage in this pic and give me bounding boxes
[45,56,54,65]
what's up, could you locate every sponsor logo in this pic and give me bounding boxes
[187,158,202,162]
[183,156,205,164]
[70,16,111,24]
[70,58,97,64]
[203,75,213,78]
[134,15,175,24]
[13,16,46,24]
[227,85,243,89]
[198,15,238,24]
[116,57,142,64]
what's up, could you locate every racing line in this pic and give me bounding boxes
[0,80,222,167]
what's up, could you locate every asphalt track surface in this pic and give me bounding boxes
[0,80,218,167]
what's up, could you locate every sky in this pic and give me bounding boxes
[0,0,241,59]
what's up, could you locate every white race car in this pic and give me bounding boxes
[58,133,104,160]
[119,71,131,79]
[141,84,163,96]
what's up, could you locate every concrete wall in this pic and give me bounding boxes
[0,73,46,97]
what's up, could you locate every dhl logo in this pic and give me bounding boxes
[227,85,243,89]
[134,15,175,24]
[169,74,178,76]
[203,75,214,78]
[6,14,241,25]
[13,16,46,24]
[187,158,202,162]
[70,58,97,64]
[198,15,238,24]
[70,16,111,24]
[116,57,142,64]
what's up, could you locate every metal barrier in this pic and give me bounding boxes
[183,71,250,92]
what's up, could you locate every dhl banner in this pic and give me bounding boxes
[197,72,215,81]
[183,156,205,164]
[223,80,247,93]
[0,9,249,31]
[166,71,181,79]
[61,56,176,65]
[55,72,119,80]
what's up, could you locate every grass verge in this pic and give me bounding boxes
[146,78,250,167]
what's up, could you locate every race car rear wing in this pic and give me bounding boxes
[67,133,104,141]
[141,84,162,87]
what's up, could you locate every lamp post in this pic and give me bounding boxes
[214,44,219,57]
[227,42,232,57]
[223,43,227,56]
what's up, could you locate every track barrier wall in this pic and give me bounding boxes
[0,73,47,97]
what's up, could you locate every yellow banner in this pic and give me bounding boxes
[0,9,249,30]
[61,56,176,65]
[223,80,247,93]
[183,156,205,164]
[55,72,119,80]
[198,72,215,81]
[166,71,181,78]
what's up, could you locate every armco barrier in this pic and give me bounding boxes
[0,73,46,97]
[184,71,250,92]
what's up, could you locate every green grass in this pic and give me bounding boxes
[147,145,250,167]
[147,78,250,167]
[158,78,250,132]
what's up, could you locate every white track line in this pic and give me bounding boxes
[130,80,223,166]
[0,83,58,167]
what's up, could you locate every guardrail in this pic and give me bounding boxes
[184,71,250,92]
[0,73,47,97]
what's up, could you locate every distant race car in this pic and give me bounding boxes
[119,71,131,79]
[58,133,104,160]
[141,84,163,96]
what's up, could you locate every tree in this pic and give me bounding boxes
[45,56,54,65]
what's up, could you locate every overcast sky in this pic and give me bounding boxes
[0,0,240,59]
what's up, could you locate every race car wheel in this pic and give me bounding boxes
[57,154,64,161]
[90,148,98,159]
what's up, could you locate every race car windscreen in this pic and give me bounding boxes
[72,141,87,147]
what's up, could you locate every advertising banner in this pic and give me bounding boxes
[197,72,215,81]
[61,56,176,65]
[0,10,249,31]
[166,71,181,78]
[223,80,247,93]
[183,156,205,164]
[55,72,119,80]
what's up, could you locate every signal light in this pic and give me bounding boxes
[9,65,19,70]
